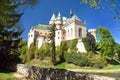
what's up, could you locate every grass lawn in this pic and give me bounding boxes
[0,72,18,80]
[103,65,120,70]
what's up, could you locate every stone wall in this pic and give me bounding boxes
[16,64,119,80]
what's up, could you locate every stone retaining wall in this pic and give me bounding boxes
[16,64,120,80]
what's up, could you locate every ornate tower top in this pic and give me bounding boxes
[57,12,62,20]
[50,13,56,21]
[70,9,73,18]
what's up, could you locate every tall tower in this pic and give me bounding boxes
[49,13,56,25]
[54,12,63,46]
[70,9,73,18]
[55,12,62,29]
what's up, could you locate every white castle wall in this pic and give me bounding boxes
[76,39,87,53]
[28,30,35,48]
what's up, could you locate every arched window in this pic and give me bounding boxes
[79,28,82,37]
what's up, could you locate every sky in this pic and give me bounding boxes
[20,0,120,43]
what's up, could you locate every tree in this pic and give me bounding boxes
[114,43,120,60]
[81,0,120,19]
[49,23,56,65]
[19,40,28,62]
[0,0,23,63]
[96,26,115,58]
[0,0,38,70]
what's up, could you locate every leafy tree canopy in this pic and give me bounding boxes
[96,26,115,57]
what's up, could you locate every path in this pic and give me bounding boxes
[13,72,27,80]
[67,69,120,73]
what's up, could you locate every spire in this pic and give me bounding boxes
[70,9,73,18]
[58,12,61,17]
[57,12,62,20]
[50,12,56,20]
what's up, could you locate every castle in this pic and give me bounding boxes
[28,10,96,52]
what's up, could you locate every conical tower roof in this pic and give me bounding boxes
[50,13,56,20]
[57,12,62,20]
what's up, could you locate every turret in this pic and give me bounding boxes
[70,9,73,18]
[49,13,56,25]
[55,12,62,29]
[57,12,62,20]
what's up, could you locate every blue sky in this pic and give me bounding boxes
[20,0,120,43]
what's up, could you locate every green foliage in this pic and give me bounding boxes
[96,26,115,58]
[0,0,39,70]
[65,51,107,68]
[82,37,95,51]
[69,38,78,51]
[114,43,120,61]
[19,40,28,62]
[0,0,23,65]
[59,41,68,62]
[81,0,100,8]
[0,72,18,80]
[65,52,90,67]
[92,55,107,68]
[27,45,36,61]
[49,24,56,65]
[38,43,51,60]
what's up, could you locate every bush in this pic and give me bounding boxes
[82,37,95,52]
[65,52,90,67]
[27,46,36,61]
[92,55,107,68]
[38,43,51,60]
[65,51,107,68]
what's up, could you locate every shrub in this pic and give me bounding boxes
[65,51,107,68]
[69,39,78,51]
[65,52,90,67]
[38,43,51,60]
[77,53,90,67]
[92,55,107,68]
[27,47,35,61]
[82,37,95,52]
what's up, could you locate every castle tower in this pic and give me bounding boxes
[49,13,56,25]
[55,12,62,29]
[70,9,73,18]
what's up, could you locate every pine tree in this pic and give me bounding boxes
[0,0,38,70]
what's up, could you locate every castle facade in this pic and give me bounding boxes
[28,11,96,52]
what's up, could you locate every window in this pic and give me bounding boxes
[79,28,82,37]
[58,32,60,34]
[31,34,32,37]
[58,37,60,39]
